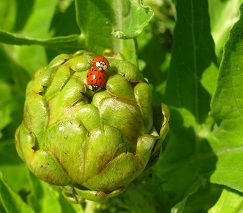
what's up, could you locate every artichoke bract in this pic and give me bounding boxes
[15,50,169,202]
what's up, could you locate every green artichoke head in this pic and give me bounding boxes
[15,50,169,202]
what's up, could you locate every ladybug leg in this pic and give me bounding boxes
[89,85,101,91]
[83,83,87,93]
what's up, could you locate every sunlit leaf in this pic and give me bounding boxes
[209,189,243,213]
[210,3,243,193]
[75,0,151,64]
[111,0,154,39]
[209,0,241,56]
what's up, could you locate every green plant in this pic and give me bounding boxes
[1,0,243,212]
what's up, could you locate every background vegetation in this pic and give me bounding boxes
[0,0,243,212]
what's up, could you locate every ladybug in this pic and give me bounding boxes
[92,56,109,72]
[86,66,106,91]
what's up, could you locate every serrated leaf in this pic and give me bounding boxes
[75,0,140,64]
[111,0,154,39]
[210,3,243,193]
[0,174,34,213]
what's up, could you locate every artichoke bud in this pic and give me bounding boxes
[15,50,169,202]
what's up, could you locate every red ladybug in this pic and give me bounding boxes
[92,56,109,72]
[86,66,106,91]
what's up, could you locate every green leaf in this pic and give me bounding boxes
[165,0,218,122]
[210,3,243,193]
[20,0,58,38]
[209,189,243,213]
[0,165,30,195]
[0,45,30,139]
[183,184,222,213]
[0,77,26,138]
[75,0,151,64]
[116,182,157,213]
[50,1,80,37]
[209,0,241,56]
[161,0,218,208]
[0,0,35,32]
[11,0,61,74]
[0,31,84,51]
[0,0,18,31]
[0,81,14,133]
[137,0,175,102]
[27,172,83,213]
[75,0,113,54]
[0,174,34,213]
[111,0,153,64]
[164,0,217,147]
[111,0,154,39]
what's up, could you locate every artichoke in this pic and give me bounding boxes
[15,50,169,202]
